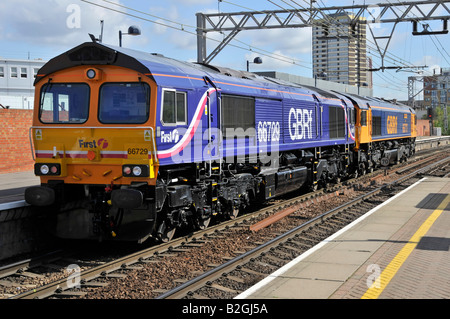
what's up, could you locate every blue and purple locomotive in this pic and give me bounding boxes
[25,42,416,242]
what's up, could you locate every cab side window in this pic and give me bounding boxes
[162,89,187,126]
[360,110,367,126]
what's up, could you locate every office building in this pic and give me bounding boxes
[312,12,370,88]
[0,58,47,109]
[423,68,450,108]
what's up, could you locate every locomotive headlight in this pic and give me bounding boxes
[132,166,142,176]
[84,68,102,81]
[35,163,61,176]
[123,166,132,175]
[122,165,149,177]
[40,165,49,175]
[86,69,96,79]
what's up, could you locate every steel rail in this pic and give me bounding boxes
[6,148,450,299]
[10,203,275,299]
[1,137,448,212]
[156,156,450,299]
[0,250,64,279]
[156,187,387,299]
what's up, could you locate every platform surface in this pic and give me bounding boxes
[0,171,39,204]
[237,177,450,299]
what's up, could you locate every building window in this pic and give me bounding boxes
[0,67,4,78]
[21,67,27,78]
[10,67,18,78]
[34,68,39,78]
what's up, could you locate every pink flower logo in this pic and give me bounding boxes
[97,138,109,149]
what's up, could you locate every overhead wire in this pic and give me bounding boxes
[370,0,450,103]
[82,0,444,91]
[272,0,407,89]
[216,0,427,75]
[100,0,196,30]
[293,0,417,88]
[246,0,410,90]
[315,0,438,70]
[428,33,450,66]
[93,0,448,72]
[297,0,415,70]
[80,0,191,32]
[389,0,450,66]
[81,0,311,69]
[211,0,313,68]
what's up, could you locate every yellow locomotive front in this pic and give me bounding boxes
[31,65,158,187]
[25,43,160,242]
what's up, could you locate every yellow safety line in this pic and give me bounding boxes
[362,194,450,299]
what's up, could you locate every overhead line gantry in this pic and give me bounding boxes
[196,0,450,68]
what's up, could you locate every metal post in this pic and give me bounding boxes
[196,13,207,64]
[99,20,104,43]
[444,103,448,133]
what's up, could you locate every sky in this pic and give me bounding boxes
[0,0,449,101]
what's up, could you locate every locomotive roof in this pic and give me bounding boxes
[35,42,412,113]
[34,42,153,85]
[365,96,414,113]
[35,42,309,95]
[35,42,320,101]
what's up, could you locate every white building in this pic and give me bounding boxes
[312,12,370,88]
[0,58,47,109]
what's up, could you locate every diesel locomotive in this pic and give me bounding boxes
[25,42,417,242]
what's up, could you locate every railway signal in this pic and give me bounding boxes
[427,107,433,120]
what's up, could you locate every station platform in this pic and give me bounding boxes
[0,171,39,205]
[237,177,450,299]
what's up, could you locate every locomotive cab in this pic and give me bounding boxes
[26,43,160,242]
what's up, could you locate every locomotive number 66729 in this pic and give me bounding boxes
[257,121,280,143]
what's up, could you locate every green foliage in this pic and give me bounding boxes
[432,106,450,135]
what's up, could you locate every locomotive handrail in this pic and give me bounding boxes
[28,126,35,161]
[28,126,158,164]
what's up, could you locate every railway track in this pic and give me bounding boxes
[155,155,450,299]
[1,149,449,299]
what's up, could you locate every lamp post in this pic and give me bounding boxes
[314,71,327,87]
[358,82,369,95]
[119,25,141,47]
[247,57,263,72]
